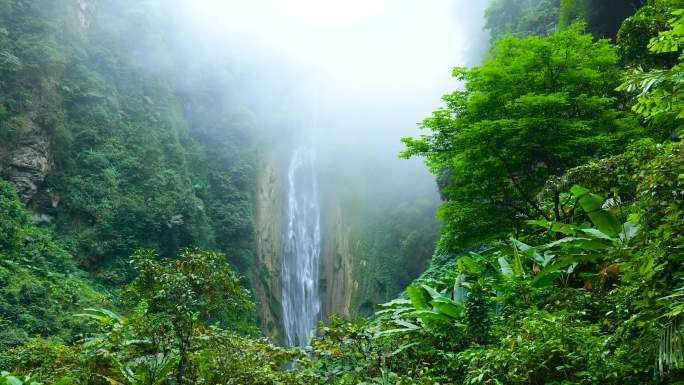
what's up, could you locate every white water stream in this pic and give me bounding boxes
[281,146,322,347]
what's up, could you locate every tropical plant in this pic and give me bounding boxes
[0,372,76,385]
[402,24,642,250]
[619,4,684,124]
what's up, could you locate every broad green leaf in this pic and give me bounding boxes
[406,286,430,310]
[375,307,412,316]
[3,376,22,385]
[582,228,615,241]
[531,271,562,288]
[572,187,622,237]
[526,219,551,229]
[76,308,123,324]
[409,309,453,323]
[453,274,467,304]
[535,255,598,281]
[457,255,484,275]
[511,238,544,264]
[498,257,513,276]
[375,328,419,338]
[430,297,464,318]
[570,185,589,197]
[619,222,641,245]
[509,240,525,277]
[393,319,420,329]
[378,298,412,308]
[545,237,610,251]
[421,284,442,300]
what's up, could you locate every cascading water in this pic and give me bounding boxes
[281,146,322,347]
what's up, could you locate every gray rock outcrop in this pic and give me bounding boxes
[5,121,52,204]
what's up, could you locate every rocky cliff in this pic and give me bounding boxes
[252,147,359,341]
[3,119,52,205]
[253,151,286,341]
[320,202,355,320]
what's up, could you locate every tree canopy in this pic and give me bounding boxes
[402,25,642,249]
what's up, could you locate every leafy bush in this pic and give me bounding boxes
[0,179,106,356]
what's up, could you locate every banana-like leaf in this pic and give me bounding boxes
[571,185,622,237]
[531,271,562,288]
[511,238,544,265]
[582,228,614,241]
[545,237,610,251]
[76,308,123,324]
[619,222,641,245]
[2,375,23,385]
[374,327,419,338]
[510,241,525,277]
[457,254,485,275]
[453,274,467,304]
[406,286,430,310]
[570,185,589,197]
[430,297,464,318]
[533,254,597,282]
[409,309,453,324]
[498,257,513,276]
[374,307,413,316]
[379,298,412,308]
[393,319,420,329]
[421,284,442,300]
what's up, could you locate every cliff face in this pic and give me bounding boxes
[251,155,437,337]
[318,188,440,319]
[4,118,52,205]
[253,149,359,340]
[320,203,354,320]
[253,152,285,342]
[0,0,90,208]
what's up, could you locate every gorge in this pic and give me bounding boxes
[3,0,682,384]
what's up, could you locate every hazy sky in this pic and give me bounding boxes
[178,0,488,91]
[171,0,491,202]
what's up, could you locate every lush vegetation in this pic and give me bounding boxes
[303,1,684,383]
[485,0,648,41]
[0,179,106,360]
[3,0,684,384]
[0,0,256,283]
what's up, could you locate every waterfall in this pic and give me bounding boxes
[281,146,321,347]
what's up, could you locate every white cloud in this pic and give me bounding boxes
[270,0,397,24]
[178,0,474,91]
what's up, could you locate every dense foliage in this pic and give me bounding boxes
[347,198,441,316]
[485,0,561,41]
[3,1,684,384]
[2,249,309,385]
[402,24,641,249]
[306,2,684,384]
[0,0,256,283]
[484,0,647,41]
[0,180,105,360]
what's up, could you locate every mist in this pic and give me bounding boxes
[133,0,492,208]
[93,0,493,334]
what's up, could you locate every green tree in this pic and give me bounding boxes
[618,0,681,68]
[123,248,255,384]
[401,25,642,250]
[559,0,592,28]
[0,179,28,249]
[619,2,684,128]
[485,0,561,41]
